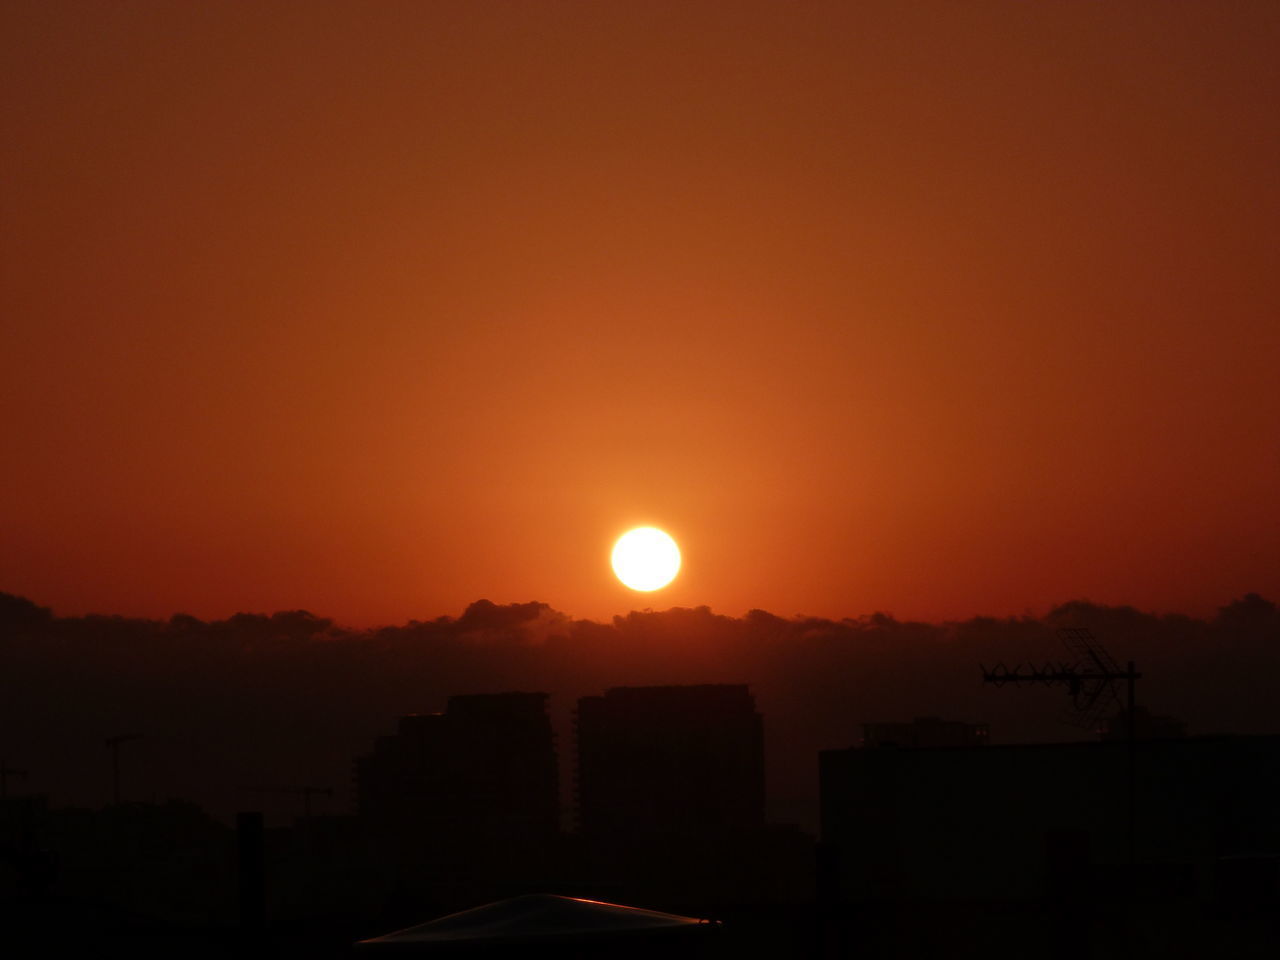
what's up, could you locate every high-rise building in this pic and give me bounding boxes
[575,684,765,840]
[820,734,1280,902]
[355,691,558,847]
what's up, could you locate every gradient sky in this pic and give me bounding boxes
[3,1,1277,626]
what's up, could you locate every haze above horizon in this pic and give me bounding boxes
[3,2,1277,626]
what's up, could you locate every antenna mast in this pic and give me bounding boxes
[105,733,143,805]
[982,627,1140,863]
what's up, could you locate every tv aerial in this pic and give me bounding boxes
[105,733,144,805]
[982,627,1138,735]
[982,626,1141,862]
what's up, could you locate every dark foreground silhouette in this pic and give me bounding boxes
[2,592,1278,956]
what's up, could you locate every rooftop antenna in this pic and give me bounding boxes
[982,628,1140,863]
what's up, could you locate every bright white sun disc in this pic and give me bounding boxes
[611,527,681,591]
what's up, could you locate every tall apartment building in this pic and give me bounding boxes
[575,684,765,840]
[355,691,558,848]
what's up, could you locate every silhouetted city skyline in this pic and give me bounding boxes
[5,658,1278,956]
[5,4,1278,954]
[4,590,1277,825]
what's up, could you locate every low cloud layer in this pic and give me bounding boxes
[2,592,1276,829]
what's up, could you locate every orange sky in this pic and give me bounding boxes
[3,1,1277,626]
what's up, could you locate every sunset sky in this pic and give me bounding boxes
[3,1,1277,626]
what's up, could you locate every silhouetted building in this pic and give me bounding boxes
[1101,705,1187,741]
[0,793,53,899]
[356,692,558,848]
[860,716,989,749]
[820,734,1280,902]
[575,684,765,840]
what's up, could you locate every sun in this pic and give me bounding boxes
[611,527,681,592]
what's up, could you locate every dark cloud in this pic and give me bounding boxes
[0,591,1276,829]
[0,591,51,630]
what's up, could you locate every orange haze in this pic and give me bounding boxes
[3,1,1277,625]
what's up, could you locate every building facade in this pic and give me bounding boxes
[821,735,1280,902]
[575,684,765,841]
[355,691,558,850]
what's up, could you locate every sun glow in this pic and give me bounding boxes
[611,527,681,592]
